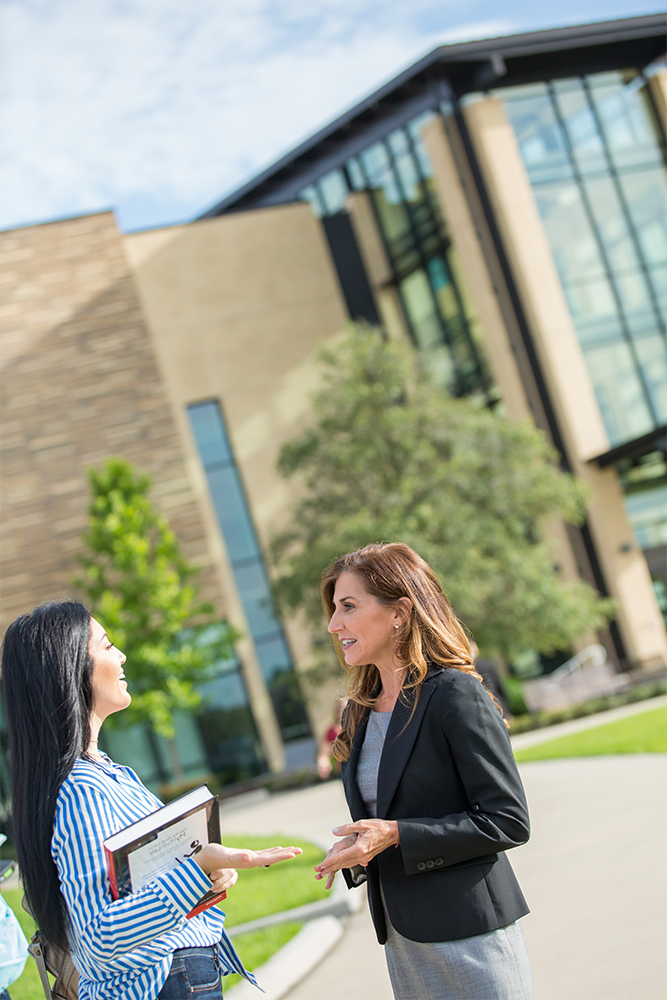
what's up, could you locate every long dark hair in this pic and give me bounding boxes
[2,600,94,948]
[321,543,508,761]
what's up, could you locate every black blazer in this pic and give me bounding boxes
[341,666,530,944]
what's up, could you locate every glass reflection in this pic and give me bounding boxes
[197,669,265,786]
[501,70,667,446]
[303,111,493,403]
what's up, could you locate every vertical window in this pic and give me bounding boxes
[196,657,267,787]
[187,401,311,745]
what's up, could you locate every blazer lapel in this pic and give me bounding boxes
[375,678,437,819]
[343,710,370,821]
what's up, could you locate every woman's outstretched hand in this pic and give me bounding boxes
[195,843,302,878]
[314,820,399,889]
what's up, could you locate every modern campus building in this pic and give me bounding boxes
[1,13,666,798]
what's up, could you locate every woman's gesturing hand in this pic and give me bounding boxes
[195,843,302,876]
[208,868,239,895]
[314,819,399,888]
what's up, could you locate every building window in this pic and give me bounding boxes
[187,401,311,745]
[195,654,267,787]
[299,113,497,404]
[499,71,667,447]
[618,450,667,624]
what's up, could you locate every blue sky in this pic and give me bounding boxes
[1,0,664,233]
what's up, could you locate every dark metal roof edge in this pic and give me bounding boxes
[591,424,667,467]
[199,13,666,219]
[429,11,666,62]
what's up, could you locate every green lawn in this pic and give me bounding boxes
[514,705,667,762]
[1,834,325,1000]
[223,921,304,992]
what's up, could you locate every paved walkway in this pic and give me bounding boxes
[513,754,666,1000]
[221,713,667,1000]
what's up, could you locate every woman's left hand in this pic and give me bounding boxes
[314,819,399,885]
[195,843,302,875]
[208,868,238,895]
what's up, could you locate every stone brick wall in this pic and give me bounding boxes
[0,212,224,632]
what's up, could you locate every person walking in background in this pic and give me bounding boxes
[1,600,301,1000]
[317,697,348,780]
[315,543,534,1000]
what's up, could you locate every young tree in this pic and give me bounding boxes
[74,458,238,774]
[271,326,613,665]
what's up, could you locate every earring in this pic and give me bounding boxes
[394,624,400,629]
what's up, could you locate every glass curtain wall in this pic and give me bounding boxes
[194,655,267,787]
[301,112,497,403]
[621,454,667,551]
[498,71,667,447]
[618,449,667,623]
[187,401,312,749]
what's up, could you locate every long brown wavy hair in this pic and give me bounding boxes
[321,543,508,760]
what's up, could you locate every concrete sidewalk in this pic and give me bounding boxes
[514,754,667,1000]
[221,745,667,1000]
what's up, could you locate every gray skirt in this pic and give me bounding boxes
[382,889,534,1000]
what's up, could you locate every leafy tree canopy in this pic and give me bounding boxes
[74,457,238,738]
[271,326,613,664]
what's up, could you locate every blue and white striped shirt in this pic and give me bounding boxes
[52,754,258,1000]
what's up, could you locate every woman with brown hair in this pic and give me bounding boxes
[314,543,533,1000]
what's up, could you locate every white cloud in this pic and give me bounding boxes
[0,0,644,231]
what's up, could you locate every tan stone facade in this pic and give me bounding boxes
[1,207,349,776]
[0,213,223,632]
[123,204,349,758]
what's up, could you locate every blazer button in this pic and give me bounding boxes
[425,859,435,869]
[435,858,444,866]
[416,862,426,871]
[472,803,480,812]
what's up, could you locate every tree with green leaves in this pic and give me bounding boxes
[74,458,238,774]
[271,326,613,667]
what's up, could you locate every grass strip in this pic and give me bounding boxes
[514,705,667,762]
[223,921,304,992]
[509,682,666,734]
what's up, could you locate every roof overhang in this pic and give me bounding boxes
[200,13,666,218]
[591,425,667,468]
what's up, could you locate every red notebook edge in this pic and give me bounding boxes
[105,844,119,901]
[186,888,227,919]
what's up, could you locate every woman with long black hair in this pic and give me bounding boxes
[2,600,300,1000]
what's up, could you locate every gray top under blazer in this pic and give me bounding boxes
[341,665,530,944]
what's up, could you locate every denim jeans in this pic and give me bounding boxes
[157,946,223,999]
